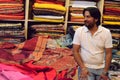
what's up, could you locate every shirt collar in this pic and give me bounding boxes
[83,25,103,33]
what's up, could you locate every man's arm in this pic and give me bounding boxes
[99,48,112,80]
[73,44,89,79]
[103,48,112,73]
[73,44,86,69]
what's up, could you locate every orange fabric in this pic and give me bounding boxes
[0,14,24,20]
[70,17,84,22]
[0,5,23,8]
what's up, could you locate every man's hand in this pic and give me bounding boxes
[79,68,89,80]
[99,74,109,80]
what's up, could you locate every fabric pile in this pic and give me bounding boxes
[0,23,25,44]
[109,58,120,80]
[103,0,120,43]
[110,28,120,39]
[30,24,65,38]
[67,25,82,39]
[0,36,77,80]
[0,0,24,20]
[103,0,120,25]
[32,0,66,22]
[69,0,96,23]
[103,25,120,48]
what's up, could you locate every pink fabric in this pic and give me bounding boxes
[0,70,33,80]
[0,74,8,80]
[0,63,33,80]
[0,61,57,80]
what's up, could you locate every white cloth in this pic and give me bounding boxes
[70,1,96,8]
[33,15,64,20]
[72,25,113,69]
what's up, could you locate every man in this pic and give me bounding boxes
[72,7,113,80]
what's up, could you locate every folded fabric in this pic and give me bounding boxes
[33,8,65,16]
[69,7,84,11]
[33,17,64,22]
[0,38,24,44]
[0,9,24,14]
[70,1,96,8]
[31,24,63,28]
[0,5,23,8]
[33,3,66,12]
[70,18,84,22]
[34,33,64,38]
[33,15,64,20]
[0,14,24,20]
[0,30,24,36]
[103,21,120,25]
[103,15,120,21]
[0,0,23,3]
[0,3,23,6]
[70,13,84,18]
[0,23,22,28]
[0,7,23,11]
[35,0,65,6]
[112,33,120,38]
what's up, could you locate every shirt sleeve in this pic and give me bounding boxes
[105,30,113,48]
[72,28,81,45]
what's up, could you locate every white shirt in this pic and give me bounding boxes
[73,25,113,69]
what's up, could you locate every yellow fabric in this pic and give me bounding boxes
[33,17,64,22]
[103,15,120,20]
[103,21,120,25]
[116,51,120,55]
[71,16,84,18]
[33,3,66,12]
[71,13,84,18]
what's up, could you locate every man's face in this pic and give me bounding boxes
[84,11,96,29]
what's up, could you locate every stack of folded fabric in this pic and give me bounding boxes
[112,38,120,48]
[0,0,24,20]
[30,24,65,38]
[103,0,120,25]
[32,0,66,22]
[0,23,25,43]
[110,28,120,38]
[69,0,96,23]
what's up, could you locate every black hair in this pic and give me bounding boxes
[83,7,101,26]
